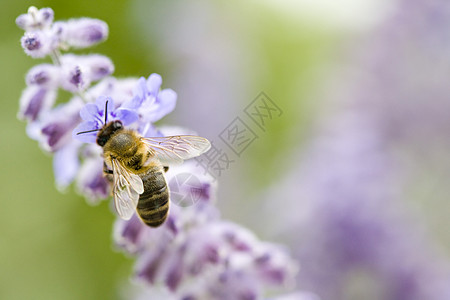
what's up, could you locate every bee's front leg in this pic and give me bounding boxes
[103,162,113,175]
[103,162,114,184]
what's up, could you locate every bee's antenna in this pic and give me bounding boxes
[76,128,100,135]
[104,100,108,124]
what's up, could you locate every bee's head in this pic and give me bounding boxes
[96,120,123,147]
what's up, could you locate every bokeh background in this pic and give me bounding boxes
[2,0,450,299]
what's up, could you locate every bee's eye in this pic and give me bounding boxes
[113,121,123,130]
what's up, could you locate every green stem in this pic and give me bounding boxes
[50,49,61,66]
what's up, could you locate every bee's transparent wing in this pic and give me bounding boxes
[111,158,144,220]
[141,135,211,165]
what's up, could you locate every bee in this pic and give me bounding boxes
[77,102,211,227]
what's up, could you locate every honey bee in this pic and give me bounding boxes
[77,103,211,227]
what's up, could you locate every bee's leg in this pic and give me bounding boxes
[163,166,169,173]
[103,162,114,184]
[103,162,113,175]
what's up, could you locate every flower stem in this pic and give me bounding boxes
[50,49,61,66]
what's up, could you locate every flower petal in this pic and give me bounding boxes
[132,77,147,100]
[146,73,162,96]
[148,88,177,122]
[72,121,98,143]
[53,141,80,189]
[115,108,139,126]
[79,103,99,121]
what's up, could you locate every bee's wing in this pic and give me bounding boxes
[111,158,144,220]
[141,135,211,165]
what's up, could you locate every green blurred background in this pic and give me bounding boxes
[0,0,391,299]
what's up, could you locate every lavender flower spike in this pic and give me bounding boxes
[115,162,298,299]
[15,6,304,300]
[72,96,139,143]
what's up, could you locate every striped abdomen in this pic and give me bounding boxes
[136,167,169,227]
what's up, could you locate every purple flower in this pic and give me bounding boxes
[75,149,111,204]
[114,162,297,299]
[122,73,177,125]
[20,31,54,58]
[82,55,115,81]
[72,96,139,143]
[86,77,138,106]
[25,64,60,89]
[33,98,83,152]
[16,6,54,31]
[17,7,109,59]
[62,18,108,48]
[18,85,56,121]
[53,140,81,189]
[15,7,304,300]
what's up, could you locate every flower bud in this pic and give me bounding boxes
[21,31,56,58]
[16,6,54,31]
[18,86,56,121]
[76,155,110,203]
[82,54,114,81]
[63,18,108,48]
[38,98,83,152]
[25,64,60,89]
[60,64,90,93]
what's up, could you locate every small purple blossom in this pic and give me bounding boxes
[63,18,108,48]
[35,98,83,152]
[72,96,138,143]
[17,7,109,60]
[18,85,56,121]
[16,6,54,31]
[76,152,111,203]
[83,55,115,81]
[123,73,177,125]
[21,31,53,58]
[25,64,60,88]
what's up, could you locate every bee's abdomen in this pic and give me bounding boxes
[137,169,169,227]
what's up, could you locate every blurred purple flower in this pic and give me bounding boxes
[53,140,81,189]
[27,97,83,152]
[262,0,450,295]
[25,64,60,88]
[18,85,56,122]
[76,148,111,203]
[20,31,55,58]
[17,6,109,61]
[265,107,450,300]
[62,18,108,48]
[59,54,114,93]
[351,0,450,149]
[114,162,298,299]
[16,6,54,31]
